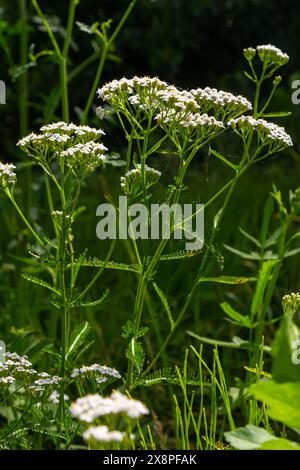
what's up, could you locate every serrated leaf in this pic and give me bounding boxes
[272,316,300,382]
[251,260,278,316]
[77,257,141,273]
[21,274,61,296]
[198,276,251,285]
[157,249,202,261]
[260,111,292,118]
[251,380,300,430]
[152,282,174,330]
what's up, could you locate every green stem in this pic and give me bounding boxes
[8,192,47,250]
[81,0,139,123]
[81,43,108,124]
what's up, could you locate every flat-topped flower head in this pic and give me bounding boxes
[228,115,293,151]
[70,363,121,382]
[60,141,107,176]
[83,425,124,444]
[98,77,198,125]
[190,87,252,120]
[243,47,256,61]
[40,122,105,142]
[257,44,289,66]
[17,132,71,159]
[120,164,161,197]
[0,376,15,385]
[282,292,300,318]
[98,76,168,107]
[17,123,106,165]
[29,374,62,393]
[0,163,17,189]
[71,391,149,423]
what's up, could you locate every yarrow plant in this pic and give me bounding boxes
[0,43,295,450]
[71,391,149,449]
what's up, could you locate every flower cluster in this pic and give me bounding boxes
[17,132,71,158]
[0,352,37,385]
[40,122,105,142]
[28,372,62,393]
[70,363,121,384]
[228,116,293,150]
[256,45,289,66]
[244,45,289,67]
[282,292,300,318]
[0,163,17,189]
[98,77,252,144]
[17,122,107,177]
[71,391,149,423]
[83,425,124,444]
[60,142,107,176]
[190,87,252,120]
[120,164,161,197]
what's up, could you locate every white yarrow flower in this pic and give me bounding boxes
[83,425,124,443]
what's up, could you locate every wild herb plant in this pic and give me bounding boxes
[96,45,292,390]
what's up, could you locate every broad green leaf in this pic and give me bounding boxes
[251,380,300,429]
[21,274,61,296]
[220,302,251,328]
[272,316,300,382]
[158,250,202,261]
[251,260,277,316]
[126,339,145,375]
[225,425,277,450]
[135,368,204,388]
[260,439,300,450]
